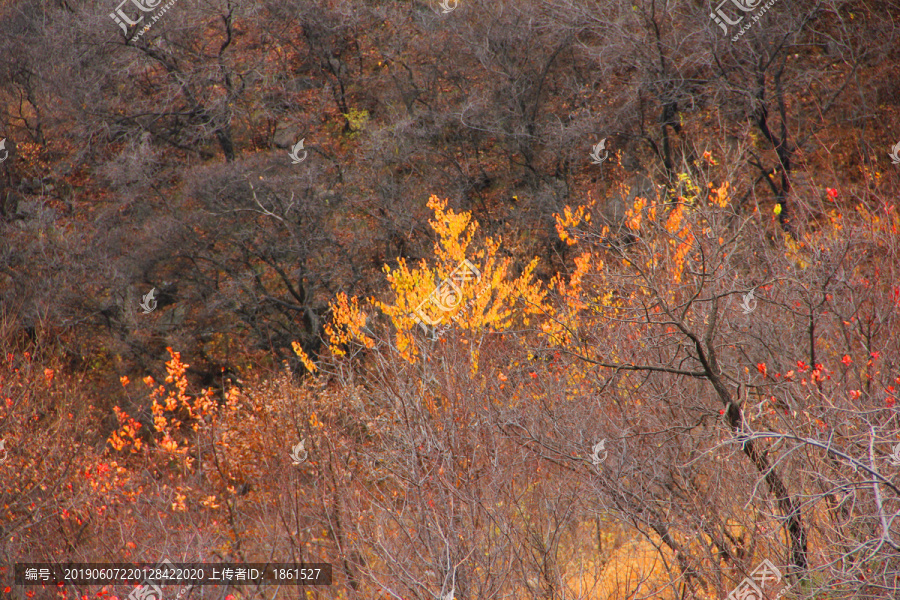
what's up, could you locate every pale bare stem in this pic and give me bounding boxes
[244,179,290,224]
[716,431,900,496]
[868,426,900,552]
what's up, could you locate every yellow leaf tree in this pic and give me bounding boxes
[325,195,551,364]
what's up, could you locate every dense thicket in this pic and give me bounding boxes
[1,0,899,598]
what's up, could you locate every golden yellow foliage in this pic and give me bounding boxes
[292,341,319,372]
[328,195,551,363]
[323,292,375,356]
[556,198,595,245]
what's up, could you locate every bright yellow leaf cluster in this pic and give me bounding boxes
[676,172,701,205]
[292,341,319,372]
[327,195,550,363]
[555,199,595,245]
[541,251,595,347]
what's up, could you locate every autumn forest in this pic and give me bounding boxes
[2,0,900,599]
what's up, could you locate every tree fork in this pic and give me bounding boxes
[705,362,808,574]
[687,299,810,575]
